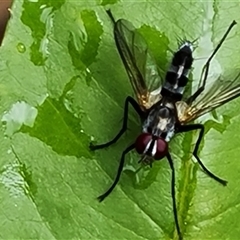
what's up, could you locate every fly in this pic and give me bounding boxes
[90,10,237,240]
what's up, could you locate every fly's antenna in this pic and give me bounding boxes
[106,9,116,24]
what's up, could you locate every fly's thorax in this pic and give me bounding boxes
[162,41,193,98]
[142,103,176,142]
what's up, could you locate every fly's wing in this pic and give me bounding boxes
[107,10,162,111]
[177,71,240,124]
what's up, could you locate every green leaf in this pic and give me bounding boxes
[1,0,240,239]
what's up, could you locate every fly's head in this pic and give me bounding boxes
[134,132,168,165]
[135,106,175,165]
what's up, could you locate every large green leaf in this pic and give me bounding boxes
[1,0,240,239]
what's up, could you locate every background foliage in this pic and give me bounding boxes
[1,0,240,239]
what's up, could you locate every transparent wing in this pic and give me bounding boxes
[107,10,162,110]
[177,71,240,124]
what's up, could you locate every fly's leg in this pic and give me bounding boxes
[91,96,143,200]
[177,124,227,185]
[106,9,116,24]
[97,143,134,202]
[187,20,237,104]
[166,153,182,240]
[90,96,144,150]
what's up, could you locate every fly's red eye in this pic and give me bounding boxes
[154,138,168,160]
[135,133,168,161]
[135,133,152,154]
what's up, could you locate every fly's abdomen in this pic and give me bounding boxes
[161,41,194,100]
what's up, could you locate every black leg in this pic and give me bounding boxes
[166,153,182,240]
[106,9,116,24]
[178,124,227,185]
[187,21,236,104]
[90,96,143,150]
[98,143,135,202]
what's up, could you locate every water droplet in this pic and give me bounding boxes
[40,4,47,9]
[16,43,26,53]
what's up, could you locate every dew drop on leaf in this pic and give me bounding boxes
[16,42,26,53]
